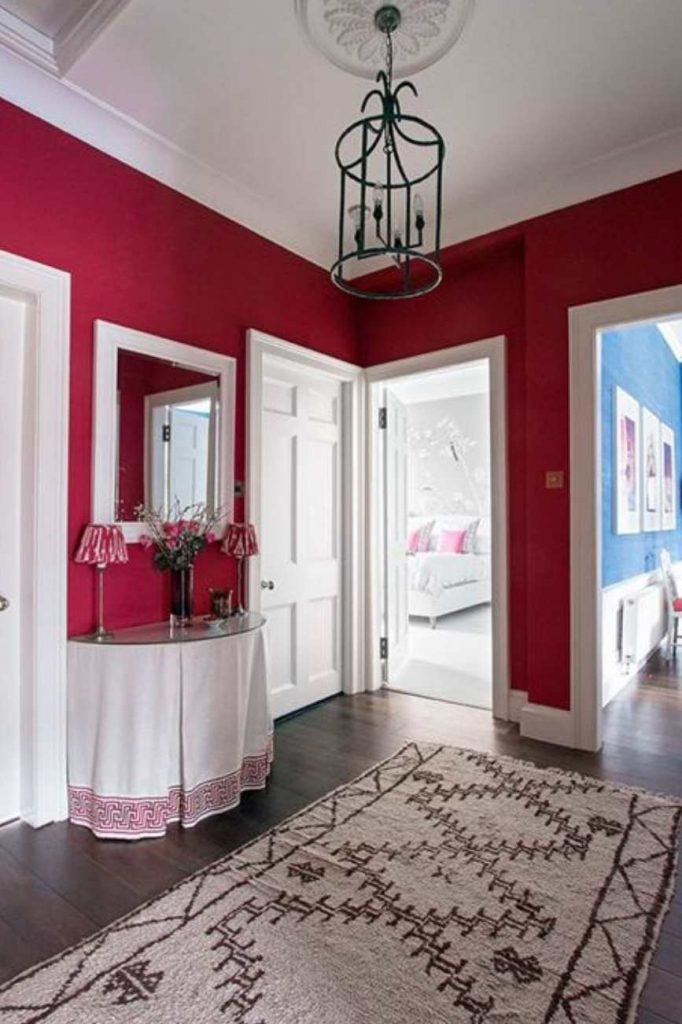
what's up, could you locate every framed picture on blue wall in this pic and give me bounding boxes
[641,407,661,532]
[615,386,640,535]
[660,421,676,531]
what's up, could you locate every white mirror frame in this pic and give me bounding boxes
[92,320,235,543]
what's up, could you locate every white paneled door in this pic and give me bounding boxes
[383,388,410,679]
[0,293,26,823]
[258,356,343,717]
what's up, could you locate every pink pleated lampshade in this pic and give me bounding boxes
[74,524,128,566]
[222,523,259,558]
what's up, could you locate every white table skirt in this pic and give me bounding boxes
[67,625,272,839]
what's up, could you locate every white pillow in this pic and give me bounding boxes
[474,516,492,555]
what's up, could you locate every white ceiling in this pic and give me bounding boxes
[1,0,682,268]
[390,360,489,404]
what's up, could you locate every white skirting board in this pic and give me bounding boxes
[509,690,576,749]
[519,702,575,748]
[508,689,528,724]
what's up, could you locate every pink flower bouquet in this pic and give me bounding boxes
[135,501,225,571]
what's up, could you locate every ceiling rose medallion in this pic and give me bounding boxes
[295,0,475,79]
[296,1,474,299]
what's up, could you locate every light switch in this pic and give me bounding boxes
[545,470,564,489]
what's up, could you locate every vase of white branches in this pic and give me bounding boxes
[136,501,226,626]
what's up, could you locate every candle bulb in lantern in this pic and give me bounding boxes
[373,183,384,220]
[393,218,403,248]
[348,204,365,249]
[414,193,425,232]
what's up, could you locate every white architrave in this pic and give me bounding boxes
[364,337,510,723]
[92,321,235,542]
[569,284,682,752]
[0,248,70,826]
[246,329,365,698]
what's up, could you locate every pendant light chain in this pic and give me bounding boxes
[385,25,393,90]
[383,28,394,155]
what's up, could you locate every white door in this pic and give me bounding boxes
[147,384,218,513]
[0,293,26,823]
[168,406,210,508]
[384,388,410,679]
[258,357,343,717]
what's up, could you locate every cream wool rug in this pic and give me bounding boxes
[0,743,680,1023]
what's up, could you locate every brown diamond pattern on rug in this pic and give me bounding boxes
[0,742,679,1023]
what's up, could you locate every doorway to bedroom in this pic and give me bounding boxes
[373,357,494,710]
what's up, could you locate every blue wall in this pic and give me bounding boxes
[601,323,682,587]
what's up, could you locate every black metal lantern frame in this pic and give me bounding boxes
[331,6,445,300]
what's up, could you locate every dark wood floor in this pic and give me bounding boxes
[1,658,681,1022]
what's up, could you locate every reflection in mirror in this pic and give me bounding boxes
[116,350,220,521]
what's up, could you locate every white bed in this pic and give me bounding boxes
[407,515,491,627]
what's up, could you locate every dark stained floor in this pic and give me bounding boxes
[0,657,680,1022]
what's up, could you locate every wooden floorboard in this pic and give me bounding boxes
[0,658,681,1022]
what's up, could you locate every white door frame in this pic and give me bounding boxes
[0,249,70,826]
[246,329,365,698]
[570,284,682,752]
[364,336,510,721]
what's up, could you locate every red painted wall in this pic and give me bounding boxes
[3,95,682,711]
[0,98,358,634]
[361,172,682,709]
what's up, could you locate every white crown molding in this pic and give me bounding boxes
[0,7,57,75]
[56,0,132,75]
[1,42,682,273]
[0,47,329,267]
[0,1,130,77]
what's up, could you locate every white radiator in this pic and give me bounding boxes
[621,583,665,668]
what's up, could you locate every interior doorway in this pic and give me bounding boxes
[377,361,493,709]
[0,290,26,823]
[366,337,509,719]
[0,250,70,827]
[570,283,682,751]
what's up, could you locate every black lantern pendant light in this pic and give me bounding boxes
[331,4,445,299]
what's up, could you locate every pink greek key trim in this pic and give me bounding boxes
[68,738,274,839]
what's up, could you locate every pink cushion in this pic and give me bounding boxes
[673,598,682,612]
[437,528,467,554]
[407,523,433,553]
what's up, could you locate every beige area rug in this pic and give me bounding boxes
[1,743,680,1023]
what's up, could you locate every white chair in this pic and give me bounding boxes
[659,548,682,658]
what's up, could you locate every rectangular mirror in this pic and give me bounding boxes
[93,321,235,542]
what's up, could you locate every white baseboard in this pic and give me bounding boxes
[520,702,576,748]
[508,689,528,724]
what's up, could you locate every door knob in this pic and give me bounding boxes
[260,580,275,590]
[0,594,9,612]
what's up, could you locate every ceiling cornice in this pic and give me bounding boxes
[0,0,131,77]
[1,45,682,273]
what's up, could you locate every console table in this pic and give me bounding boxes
[67,615,272,839]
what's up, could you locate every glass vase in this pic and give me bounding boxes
[170,567,194,626]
